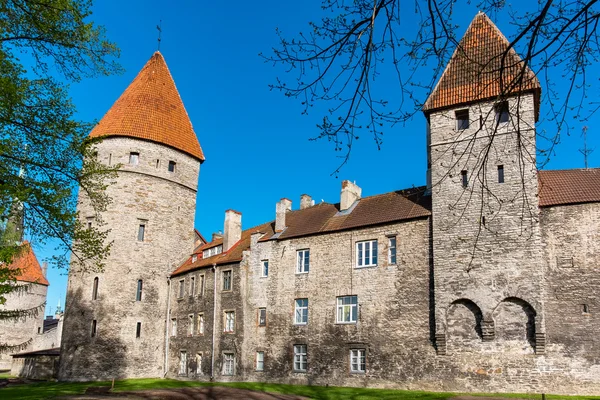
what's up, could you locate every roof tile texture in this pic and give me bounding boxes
[89,52,204,161]
[539,169,600,207]
[7,242,49,286]
[423,12,540,113]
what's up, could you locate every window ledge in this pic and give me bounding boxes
[293,323,308,326]
[355,265,377,269]
[295,271,309,275]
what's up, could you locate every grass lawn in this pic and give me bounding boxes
[2,378,600,400]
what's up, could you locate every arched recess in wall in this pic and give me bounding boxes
[446,299,483,350]
[492,297,536,349]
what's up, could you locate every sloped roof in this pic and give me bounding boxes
[423,12,540,116]
[89,52,204,161]
[539,169,600,207]
[7,242,49,286]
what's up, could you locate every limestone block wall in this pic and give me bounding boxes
[59,137,199,381]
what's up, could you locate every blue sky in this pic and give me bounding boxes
[37,1,600,316]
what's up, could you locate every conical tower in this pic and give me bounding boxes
[59,52,203,380]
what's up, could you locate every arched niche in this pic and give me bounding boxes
[493,297,536,348]
[446,299,484,349]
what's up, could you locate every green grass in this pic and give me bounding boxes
[1,378,600,400]
[0,373,14,379]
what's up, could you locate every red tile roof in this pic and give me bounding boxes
[89,52,204,161]
[539,169,600,207]
[423,12,540,116]
[7,242,49,286]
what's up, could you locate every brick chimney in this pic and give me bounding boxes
[300,194,313,210]
[223,210,242,251]
[275,198,292,232]
[340,180,361,211]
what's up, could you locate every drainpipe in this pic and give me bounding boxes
[164,277,171,377]
[210,263,217,380]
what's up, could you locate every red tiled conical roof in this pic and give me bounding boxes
[89,52,204,161]
[423,12,540,116]
[7,242,49,286]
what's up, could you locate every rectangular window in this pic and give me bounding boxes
[293,344,307,372]
[171,318,177,337]
[294,298,308,325]
[196,353,203,375]
[197,313,205,334]
[188,314,194,336]
[86,217,94,230]
[583,304,590,314]
[129,152,139,165]
[178,279,185,298]
[461,170,468,188]
[258,308,267,326]
[223,270,232,291]
[192,254,197,263]
[388,236,397,264]
[199,275,205,296]
[261,260,269,277]
[256,351,264,371]
[223,353,235,376]
[495,101,509,124]
[498,165,505,183]
[455,109,469,130]
[168,160,176,173]
[356,240,378,267]
[91,319,97,338]
[337,295,358,323]
[190,277,195,297]
[137,223,146,242]
[136,322,142,338]
[92,277,99,300]
[179,351,187,376]
[224,311,235,332]
[350,349,366,373]
[136,279,143,301]
[296,249,310,273]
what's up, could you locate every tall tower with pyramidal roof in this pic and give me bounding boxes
[59,52,203,380]
[423,13,546,356]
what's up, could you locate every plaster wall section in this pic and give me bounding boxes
[59,137,200,381]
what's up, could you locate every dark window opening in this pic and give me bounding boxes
[498,165,505,183]
[482,216,486,226]
[479,115,483,128]
[223,270,232,291]
[156,159,160,168]
[495,101,509,124]
[129,152,139,165]
[37,327,41,334]
[91,320,97,337]
[168,161,176,173]
[461,170,468,188]
[259,308,267,326]
[136,322,142,338]
[138,224,145,242]
[136,279,143,301]
[455,109,469,130]
[583,304,590,314]
[92,277,99,300]
[108,153,112,165]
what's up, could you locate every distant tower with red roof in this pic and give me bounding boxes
[59,52,203,380]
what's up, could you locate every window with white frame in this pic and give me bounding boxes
[198,275,205,296]
[171,318,177,337]
[356,240,377,267]
[350,349,366,373]
[223,270,232,291]
[337,295,358,323]
[256,351,264,371]
[129,152,139,165]
[179,351,187,375]
[197,313,204,334]
[203,245,223,258]
[296,249,310,273]
[294,298,308,325]
[223,353,234,375]
[388,236,397,264]
[224,311,235,332]
[178,279,185,298]
[188,315,194,336]
[192,254,197,263]
[261,260,269,277]
[196,353,203,375]
[293,344,307,372]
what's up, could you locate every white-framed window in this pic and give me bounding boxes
[261,260,269,277]
[188,314,194,336]
[356,240,377,267]
[224,311,235,332]
[256,351,264,371]
[258,308,267,326]
[223,270,232,291]
[197,313,204,334]
[296,249,310,273]
[223,352,235,375]
[294,298,308,325]
[388,236,397,264]
[350,349,366,373]
[190,277,196,297]
[129,152,139,165]
[337,295,358,323]
[192,254,198,263]
[203,245,223,258]
[171,318,177,337]
[178,279,185,298]
[198,275,205,296]
[293,344,307,372]
[196,353,203,375]
[179,350,187,376]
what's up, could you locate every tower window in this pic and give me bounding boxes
[582,304,590,314]
[136,322,142,338]
[137,223,146,242]
[92,277,99,300]
[156,159,160,168]
[455,109,469,130]
[495,101,509,124]
[91,319,97,337]
[498,165,505,183]
[168,161,176,173]
[461,170,468,188]
[129,152,139,165]
[136,279,143,301]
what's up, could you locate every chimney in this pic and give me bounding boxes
[42,261,48,277]
[300,194,313,210]
[212,231,223,242]
[340,180,361,211]
[223,210,242,251]
[275,198,292,232]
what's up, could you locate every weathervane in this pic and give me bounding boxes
[156,20,162,51]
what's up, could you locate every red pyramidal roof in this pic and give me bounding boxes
[423,12,540,116]
[7,242,49,286]
[89,52,204,161]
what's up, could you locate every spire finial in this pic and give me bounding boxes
[156,20,162,51]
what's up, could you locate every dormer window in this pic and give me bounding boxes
[168,161,176,173]
[129,152,139,165]
[192,254,198,263]
[495,101,509,124]
[455,109,469,130]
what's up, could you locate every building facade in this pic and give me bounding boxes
[59,13,600,395]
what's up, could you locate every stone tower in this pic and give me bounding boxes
[423,13,546,355]
[59,52,204,380]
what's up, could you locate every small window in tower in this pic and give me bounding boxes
[91,319,97,337]
[108,153,112,165]
[129,152,139,165]
[582,304,590,314]
[455,109,469,130]
[461,170,468,188]
[498,165,505,183]
[136,279,143,301]
[137,223,146,242]
[92,277,99,300]
[495,101,509,124]
[156,159,160,168]
[136,322,142,338]
[87,217,94,230]
[168,161,176,173]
